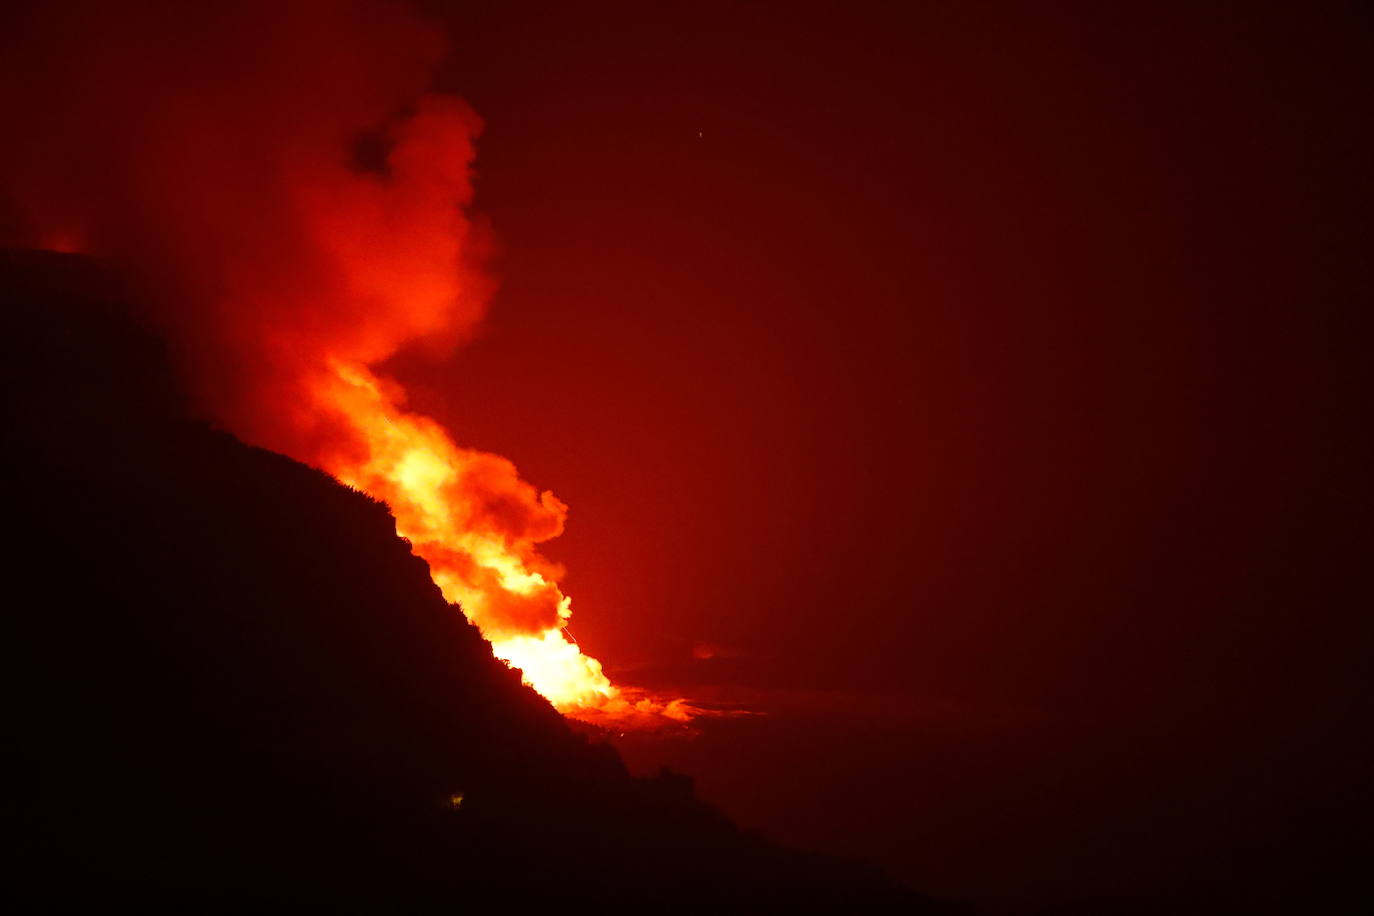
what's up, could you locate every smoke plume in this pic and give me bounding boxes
[2,0,688,724]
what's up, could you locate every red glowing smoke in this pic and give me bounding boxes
[2,0,689,724]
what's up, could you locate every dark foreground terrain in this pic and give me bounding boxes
[1,249,951,910]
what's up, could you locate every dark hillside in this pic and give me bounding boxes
[1,249,949,909]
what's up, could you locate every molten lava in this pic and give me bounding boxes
[312,359,693,724]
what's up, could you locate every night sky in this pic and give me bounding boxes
[400,3,1371,908]
[4,2,1370,911]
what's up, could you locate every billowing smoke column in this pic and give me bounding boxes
[2,1,690,725]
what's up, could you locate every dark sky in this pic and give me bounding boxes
[384,2,1370,909]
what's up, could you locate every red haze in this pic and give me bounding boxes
[3,1,1370,909]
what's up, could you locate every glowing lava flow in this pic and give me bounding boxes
[310,359,693,725]
[0,0,688,726]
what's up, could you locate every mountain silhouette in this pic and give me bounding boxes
[1,249,956,910]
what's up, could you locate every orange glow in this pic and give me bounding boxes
[303,356,690,725]
[259,99,696,725]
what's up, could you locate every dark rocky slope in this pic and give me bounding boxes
[1,250,954,910]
